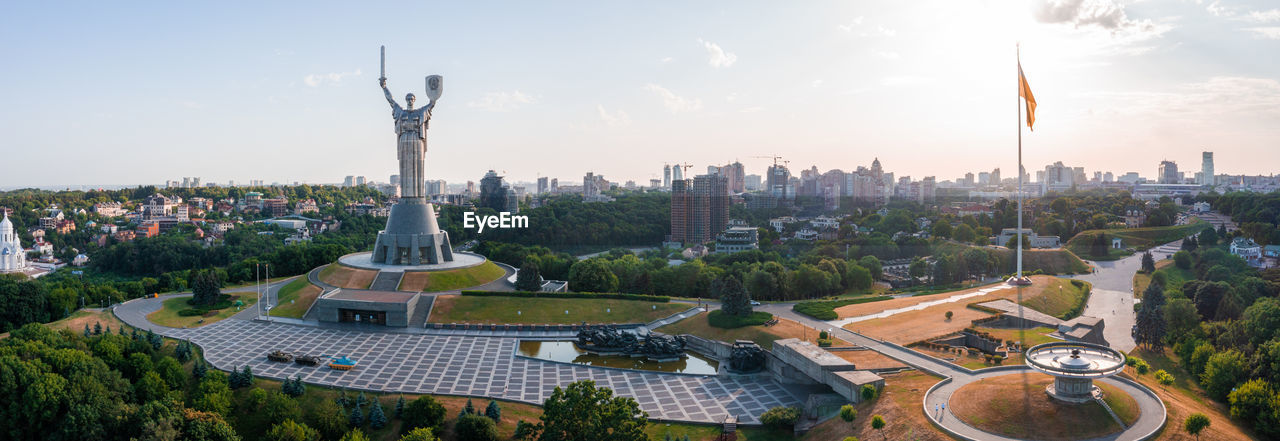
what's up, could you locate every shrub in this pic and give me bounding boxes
[454,414,499,441]
[819,330,830,340]
[945,311,953,320]
[839,404,857,422]
[707,310,772,329]
[760,406,799,429]
[817,338,833,347]
[179,308,209,317]
[992,355,1004,365]
[861,384,878,401]
[402,396,446,433]
[1136,359,1150,374]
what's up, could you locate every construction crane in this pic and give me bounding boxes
[681,162,693,174]
[751,155,787,168]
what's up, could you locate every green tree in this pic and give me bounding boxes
[264,391,304,426]
[1135,282,1167,351]
[1164,297,1200,341]
[1173,250,1192,269]
[455,414,499,441]
[744,270,779,301]
[134,371,171,403]
[953,224,976,243]
[567,259,619,293]
[369,401,388,429]
[395,396,406,419]
[1243,297,1280,346]
[194,372,234,416]
[1154,370,1175,390]
[1201,349,1247,401]
[515,261,543,292]
[1141,252,1156,273]
[191,269,223,306]
[713,274,751,316]
[535,380,648,441]
[1228,379,1275,431]
[402,396,446,434]
[484,400,501,422]
[845,263,873,291]
[266,419,321,441]
[1090,233,1110,258]
[1184,413,1210,440]
[308,399,350,441]
[861,384,878,401]
[339,430,370,441]
[399,428,437,441]
[858,256,883,280]
[182,409,242,441]
[871,414,887,440]
[349,404,364,428]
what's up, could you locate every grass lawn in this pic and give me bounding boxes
[1066,220,1210,261]
[647,423,793,441]
[318,264,377,289]
[974,326,1061,348]
[1017,277,1091,320]
[951,372,1122,440]
[399,261,506,292]
[802,370,949,440]
[1097,381,1141,426]
[146,293,257,328]
[1,308,132,338]
[429,295,688,325]
[657,311,846,350]
[269,277,323,319]
[838,275,1077,344]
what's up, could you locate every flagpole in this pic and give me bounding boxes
[1016,44,1025,283]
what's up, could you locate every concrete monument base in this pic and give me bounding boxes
[371,198,454,265]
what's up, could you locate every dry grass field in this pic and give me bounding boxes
[317,264,377,289]
[950,372,1127,440]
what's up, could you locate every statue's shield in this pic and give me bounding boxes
[425,75,443,102]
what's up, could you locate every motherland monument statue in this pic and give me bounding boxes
[370,45,454,265]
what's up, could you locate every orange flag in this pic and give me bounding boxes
[1019,63,1036,130]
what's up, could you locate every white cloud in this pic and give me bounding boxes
[1032,0,1163,35]
[467,91,536,112]
[1089,76,1280,120]
[876,26,897,37]
[880,76,935,87]
[838,16,864,32]
[1207,1,1231,17]
[1246,27,1280,39]
[697,39,738,68]
[303,69,362,87]
[875,50,901,60]
[660,57,674,64]
[1244,9,1280,23]
[596,105,631,127]
[811,79,824,88]
[644,84,702,113]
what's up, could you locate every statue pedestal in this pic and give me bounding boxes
[371,198,454,265]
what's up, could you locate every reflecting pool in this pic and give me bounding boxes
[517,340,720,375]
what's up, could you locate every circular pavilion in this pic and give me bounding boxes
[1024,341,1126,403]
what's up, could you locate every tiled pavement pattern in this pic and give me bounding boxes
[168,319,802,424]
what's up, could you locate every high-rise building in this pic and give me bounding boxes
[479,170,518,212]
[991,168,1001,185]
[745,174,762,191]
[425,180,447,196]
[673,164,684,181]
[963,172,975,187]
[1104,172,1114,183]
[663,164,672,190]
[389,175,399,186]
[720,161,745,193]
[670,174,729,244]
[549,178,558,192]
[1158,160,1179,184]
[356,176,367,186]
[343,176,355,187]
[978,172,991,185]
[537,177,549,194]
[1202,152,1215,186]
[767,164,790,201]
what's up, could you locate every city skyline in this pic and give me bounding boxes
[3,1,1279,188]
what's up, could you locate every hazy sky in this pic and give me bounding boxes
[2,0,1278,188]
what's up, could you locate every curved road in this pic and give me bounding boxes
[114,277,297,333]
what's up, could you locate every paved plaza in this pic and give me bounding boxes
[165,319,803,424]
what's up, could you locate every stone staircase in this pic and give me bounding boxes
[369,271,404,291]
[407,295,435,328]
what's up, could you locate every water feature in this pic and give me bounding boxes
[518,340,720,375]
